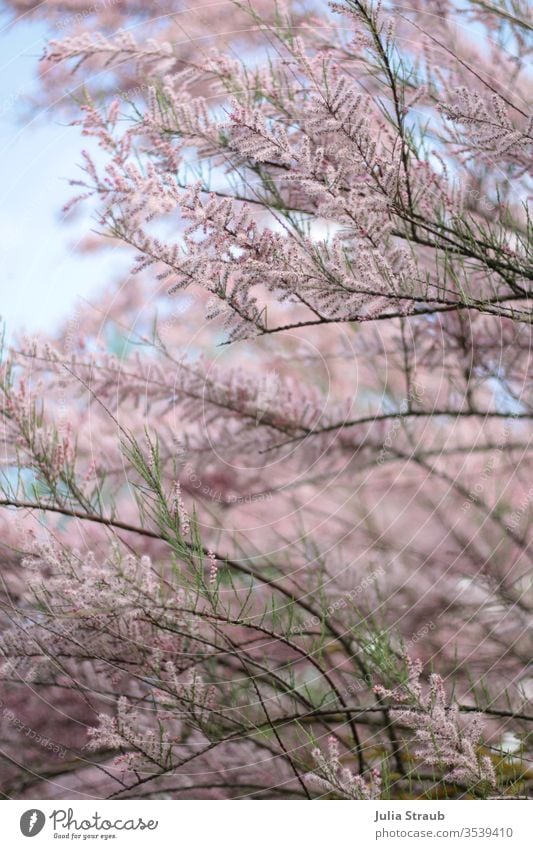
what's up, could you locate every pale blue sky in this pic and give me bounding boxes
[0,3,492,341]
[0,12,126,338]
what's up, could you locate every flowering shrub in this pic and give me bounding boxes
[375,659,498,795]
[0,0,531,799]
